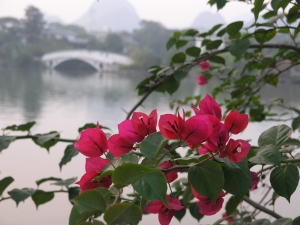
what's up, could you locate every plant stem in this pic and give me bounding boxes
[243,196,282,219]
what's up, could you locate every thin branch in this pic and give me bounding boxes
[15,135,75,143]
[251,186,272,218]
[243,196,282,219]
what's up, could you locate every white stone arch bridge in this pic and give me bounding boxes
[41,50,133,72]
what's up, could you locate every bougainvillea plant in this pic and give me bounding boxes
[71,94,251,225]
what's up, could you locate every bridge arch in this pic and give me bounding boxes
[41,50,133,72]
[50,57,102,71]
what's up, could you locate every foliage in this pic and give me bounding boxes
[1,0,300,225]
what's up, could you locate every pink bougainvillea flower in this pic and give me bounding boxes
[159,111,185,139]
[74,122,108,157]
[222,212,234,223]
[219,139,251,162]
[158,161,178,183]
[131,109,158,137]
[85,157,110,172]
[224,110,249,134]
[199,95,222,120]
[118,119,144,143]
[107,134,135,157]
[209,123,229,149]
[191,187,225,216]
[199,61,211,71]
[76,171,112,193]
[196,75,208,86]
[250,171,260,190]
[179,115,215,149]
[198,142,215,155]
[144,195,184,225]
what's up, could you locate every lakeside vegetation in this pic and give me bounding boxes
[0,6,176,70]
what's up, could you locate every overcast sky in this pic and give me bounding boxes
[0,0,253,28]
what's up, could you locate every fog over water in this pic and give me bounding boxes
[0,68,300,224]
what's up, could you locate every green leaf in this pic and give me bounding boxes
[293,216,300,225]
[292,117,300,131]
[254,0,264,22]
[17,121,36,132]
[249,144,281,165]
[209,55,225,65]
[36,177,62,186]
[78,123,96,133]
[229,39,250,57]
[294,23,300,36]
[59,144,79,170]
[173,31,181,39]
[8,188,35,206]
[33,131,60,152]
[174,70,189,82]
[250,219,271,225]
[166,37,177,50]
[176,40,188,49]
[68,187,80,202]
[51,177,77,187]
[226,21,243,36]
[277,0,290,10]
[208,24,223,35]
[222,159,251,197]
[185,46,201,57]
[0,176,14,196]
[104,202,142,225]
[163,75,180,95]
[0,136,16,152]
[286,6,300,24]
[182,185,194,205]
[189,202,204,221]
[140,132,168,160]
[216,0,226,10]
[206,40,222,50]
[254,29,277,44]
[271,218,293,225]
[112,164,167,205]
[283,139,300,147]
[175,207,186,222]
[92,220,105,225]
[258,125,293,147]
[69,205,93,225]
[119,152,139,164]
[31,190,55,209]
[263,11,277,19]
[3,121,36,132]
[188,160,224,203]
[271,0,279,11]
[112,164,158,188]
[184,29,199,36]
[171,52,186,64]
[264,74,278,86]
[225,196,242,215]
[132,170,168,205]
[72,189,106,213]
[270,165,299,202]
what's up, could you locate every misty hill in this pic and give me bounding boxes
[191,11,226,30]
[74,0,140,32]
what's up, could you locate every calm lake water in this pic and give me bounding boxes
[0,68,299,224]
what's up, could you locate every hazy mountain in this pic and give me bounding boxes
[74,0,140,32]
[191,11,226,30]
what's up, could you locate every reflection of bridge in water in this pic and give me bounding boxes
[41,50,133,72]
